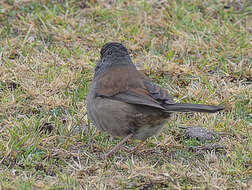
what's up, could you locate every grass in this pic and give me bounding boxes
[0,0,251,189]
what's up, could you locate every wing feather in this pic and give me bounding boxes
[95,65,175,109]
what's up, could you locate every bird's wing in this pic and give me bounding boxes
[94,65,175,109]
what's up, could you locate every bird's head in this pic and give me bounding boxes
[94,42,135,79]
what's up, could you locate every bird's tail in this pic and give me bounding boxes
[164,103,224,113]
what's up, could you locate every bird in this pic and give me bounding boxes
[86,42,224,157]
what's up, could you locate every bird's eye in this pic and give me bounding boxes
[95,60,102,72]
[95,65,100,72]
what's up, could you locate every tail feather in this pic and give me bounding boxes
[164,103,224,113]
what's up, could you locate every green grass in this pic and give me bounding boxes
[0,0,251,189]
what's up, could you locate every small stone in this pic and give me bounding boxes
[184,126,217,141]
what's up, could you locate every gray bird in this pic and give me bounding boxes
[87,42,224,157]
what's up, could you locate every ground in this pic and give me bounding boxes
[0,0,251,189]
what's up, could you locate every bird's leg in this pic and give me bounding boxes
[129,140,146,153]
[105,133,133,158]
